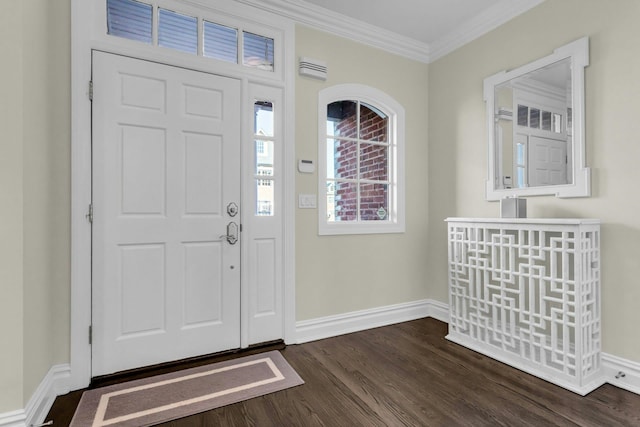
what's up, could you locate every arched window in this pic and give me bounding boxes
[318,84,405,235]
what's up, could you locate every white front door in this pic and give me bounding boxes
[91,52,241,376]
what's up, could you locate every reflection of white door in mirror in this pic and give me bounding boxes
[529,135,567,187]
[485,37,590,200]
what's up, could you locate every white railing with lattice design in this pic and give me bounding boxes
[445,218,603,395]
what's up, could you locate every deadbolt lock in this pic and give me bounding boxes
[227,202,238,217]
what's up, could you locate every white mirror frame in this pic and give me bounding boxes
[485,37,590,201]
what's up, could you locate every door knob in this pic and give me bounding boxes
[220,222,238,245]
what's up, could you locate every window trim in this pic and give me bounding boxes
[318,84,405,235]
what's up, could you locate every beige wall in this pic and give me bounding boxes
[22,0,72,402]
[428,0,640,362]
[0,2,25,414]
[0,0,71,411]
[295,25,430,320]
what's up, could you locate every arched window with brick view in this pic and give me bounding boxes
[318,84,405,235]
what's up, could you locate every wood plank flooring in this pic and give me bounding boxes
[47,318,640,426]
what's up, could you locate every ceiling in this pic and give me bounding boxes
[249,0,545,62]
[303,0,504,45]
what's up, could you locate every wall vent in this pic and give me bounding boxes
[299,57,327,80]
[496,107,513,121]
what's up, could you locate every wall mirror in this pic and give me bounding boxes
[485,37,590,200]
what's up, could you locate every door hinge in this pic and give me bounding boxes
[89,325,92,345]
[86,203,93,224]
[88,81,93,101]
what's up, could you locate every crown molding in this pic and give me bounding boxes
[235,0,431,63]
[236,0,545,64]
[428,0,545,62]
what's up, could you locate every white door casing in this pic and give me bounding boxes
[92,52,241,376]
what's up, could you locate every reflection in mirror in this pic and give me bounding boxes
[494,58,572,190]
[485,37,590,200]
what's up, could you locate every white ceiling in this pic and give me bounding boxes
[247,0,545,62]
[303,0,503,45]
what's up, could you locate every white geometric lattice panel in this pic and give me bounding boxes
[446,218,602,395]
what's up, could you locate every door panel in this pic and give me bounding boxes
[184,133,223,214]
[528,135,567,187]
[92,51,241,376]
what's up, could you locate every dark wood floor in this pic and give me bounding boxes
[47,318,640,426]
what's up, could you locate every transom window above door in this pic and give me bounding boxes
[106,0,275,71]
[318,84,405,235]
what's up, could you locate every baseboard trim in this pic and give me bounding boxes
[0,364,71,427]
[602,353,640,395]
[295,299,448,344]
[0,410,25,427]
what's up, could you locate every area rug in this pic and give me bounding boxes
[70,351,304,426]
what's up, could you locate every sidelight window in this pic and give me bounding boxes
[254,101,275,216]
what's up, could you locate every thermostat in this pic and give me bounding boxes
[298,159,315,174]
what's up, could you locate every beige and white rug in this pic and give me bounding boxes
[70,351,303,426]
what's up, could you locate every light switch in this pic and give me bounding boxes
[298,194,317,209]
